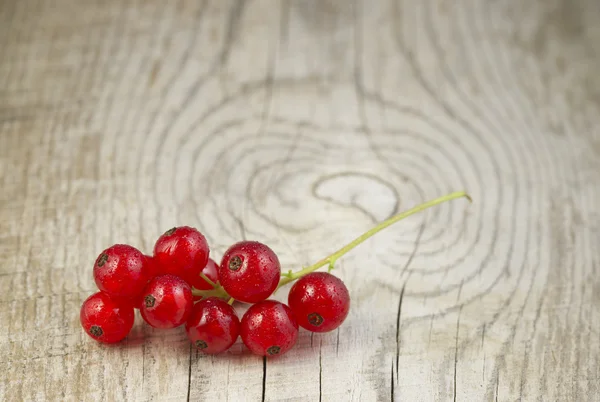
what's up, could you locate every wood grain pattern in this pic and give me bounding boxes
[1,0,600,400]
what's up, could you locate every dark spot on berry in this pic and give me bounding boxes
[97,253,109,267]
[195,340,208,349]
[229,256,242,271]
[144,295,156,308]
[308,312,324,326]
[164,227,177,236]
[267,346,281,355]
[89,325,103,337]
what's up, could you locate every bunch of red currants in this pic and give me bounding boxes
[80,226,350,357]
[80,191,470,357]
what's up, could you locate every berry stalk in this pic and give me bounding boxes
[199,272,217,288]
[192,285,229,299]
[192,191,471,300]
[277,191,471,288]
[192,272,229,298]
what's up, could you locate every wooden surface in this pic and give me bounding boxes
[1,0,600,401]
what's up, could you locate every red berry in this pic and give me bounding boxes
[190,258,219,301]
[93,244,152,303]
[219,241,281,303]
[185,297,240,354]
[126,255,160,309]
[80,291,134,343]
[153,226,210,284]
[240,300,298,357]
[139,274,193,329]
[287,272,350,333]
[144,254,160,278]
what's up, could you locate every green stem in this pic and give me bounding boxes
[191,272,230,299]
[199,272,217,288]
[191,287,229,298]
[277,191,471,288]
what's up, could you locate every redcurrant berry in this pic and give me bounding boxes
[139,274,193,329]
[144,254,160,278]
[80,291,135,343]
[153,226,210,284]
[219,241,281,303]
[185,297,240,354]
[126,255,161,309]
[287,272,350,332]
[93,244,152,303]
[190,258,219,301]
[240,300,298,357]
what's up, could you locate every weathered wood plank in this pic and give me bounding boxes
[1,0,599,401]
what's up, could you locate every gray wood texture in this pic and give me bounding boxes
[1,0,600,400]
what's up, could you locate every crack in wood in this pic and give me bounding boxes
[186,344,193,402]
[261,356,267,402]
[319,346,323,402]
[453,306,463,402]
[390,360,395,401]
[395,283,406,380]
